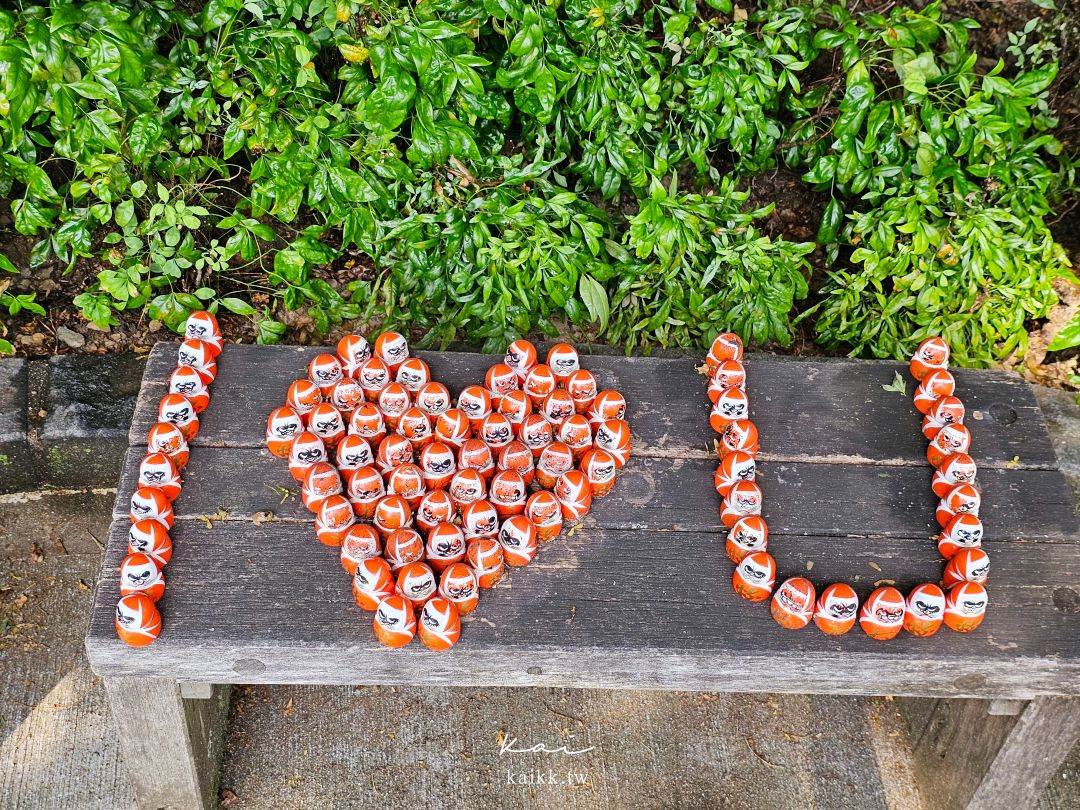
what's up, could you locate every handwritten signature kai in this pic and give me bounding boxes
[499,736,595,757]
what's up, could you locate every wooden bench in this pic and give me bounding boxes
[86,343,1080,810]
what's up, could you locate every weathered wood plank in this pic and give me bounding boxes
[130,343,1058,469]
[903,696,1080,810]
[87,519,1080,696]
[104,676,230,810]
[111,445,1080,541]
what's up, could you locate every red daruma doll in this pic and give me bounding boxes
[307,403,346,449]
[119,553,165,602]
[725,515,768,563]
[720,481,762,528]
[904,583,946,637]
[466,538,505,588]
[771,578,815,630]
[374,331,410,374]
[336,334,371,379]
[439,563,479,615]
[504,339,538,381]
[147,421,190,471]
[944,581,988,633]
[579,448,617,497]
[130,486,174,528]
[115,593,161,647]
[128,519,173,566]
[396,561,438,608]
[910,336,950,382]
[706,332,743,370]
[710,388,749,434]
[265,407,303,459]
[859,586,906,640]
[813,583,859,636]
[286,379,322,424]
[158,393,199,441]
[168,366,210,413]
[352,558,395,611]
[288,432,328,482]
[536,442,574,490]
[426,523,467,573]
[340,524,381,575]
[347,466,385,519]
[373,594,416,647]
[525,491,563,543]
[315,495,355,546]
[137,452,182,501]
[498,515,538,567]
[928,424,972,469]
[555,470,592,522]
[732,551,775,602]
[418,597,461,651]
[415,490,455,534]
[308,353,344,396]
[546,343,580,384]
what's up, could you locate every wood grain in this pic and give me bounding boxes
[111,445,1080,542]
[129,343,1057,469]
[86,519,1080,696]
[104,676,230,810]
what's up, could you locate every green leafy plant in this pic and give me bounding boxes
[0,252,43,355]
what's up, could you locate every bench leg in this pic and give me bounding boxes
[901,696,1080,810]
[105,676,231,810]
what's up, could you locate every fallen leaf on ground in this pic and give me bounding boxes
[868,562,882,572]
[881,372,907,396]
[13,594,28,609]
[252,511,274,526]
[29,543,43,563]
[283,697,293,717]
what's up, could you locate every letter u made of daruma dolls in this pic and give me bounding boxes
[813,583,859,636]
[710,387,749,434]
[439,562,480,616]
[418,597,461,651]
[352,557,396,611]
[115,593,161,647]
[771,577,815,630]
[909,336,950,382]
[373,594,416,648]
[859,586,906,640]
[904,583,946,637]
[466,537,505,588]
[944,581,987,633]
[928,424,972,469]
[732,551,775,602]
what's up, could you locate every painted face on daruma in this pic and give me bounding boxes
[373,496,412,534]
[318,496,355,530]
[417,491,455,528]
[348,466,385,502]
[331,379,364,413]
[168,365,207,400]
[336,436,374,470]
[773,577,815,617]
[420,597,461,641]
[947,581,988,617]
[524,365,556,402]
[931,423,971,457]
[399,408,433,443]
[915,336,950,367]
[728,515,768,552]
[158,394,195,426]
[378,383,411,420]
[459,439,494,473]
[377,435,414,470]
[938,453,977,485]
[115,593,161,646]
[304,463,343,498]
[184,310,220,341]
[818,585,859,621]
[290,432,327,465]
[580,449,616,485]
[554,470,591,504]
[499,515,538,565]
[374,595,416,645]
[450,469,486,504]
[504,340,538,378]
[416,382,451,416]
[490,470,527,506]
[440,563,477,602]
[546,343,580,378]
[566,370,598,407]
[943,483,981,515]
[375,331,410,365]
[713,387,749,422]
[734,552,775,592]
[357,358,390,393]
[526,491,561,526]
[308,353,343,387]
[480,414,514,447]
[541,391,575,424]
[907,584,945,621]
[498,390,532,425]
[129,487,173,526]
[458,386,492,420]
[485,363,519,397]
[499,442,534,477]
[177,338,214,371]
[148,421,188,455]
[421,443,456,476]
[287,379,322,413]
[349,403,385,438]
[462,500,500,539]
[943,513,984,546]
[928,395,964,425]
[397,562,437,603]
[589,390,626,423]
[396,358,430,392]
[521,415,553,450]
[336,334,371,369]
[862,587,905,627]
[538,443,574,476]
[138,452,177,487]
[427,523,466,560]
[267,407,303,440]
[308,403,345,440]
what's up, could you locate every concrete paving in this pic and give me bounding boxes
[1,387,1080,808]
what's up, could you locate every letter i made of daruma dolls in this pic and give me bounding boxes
[771,577,815,630]
[115,593,162,647]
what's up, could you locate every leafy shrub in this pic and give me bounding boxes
[0,0,1072,364]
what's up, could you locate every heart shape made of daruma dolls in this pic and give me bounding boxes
[267,334,632,651]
